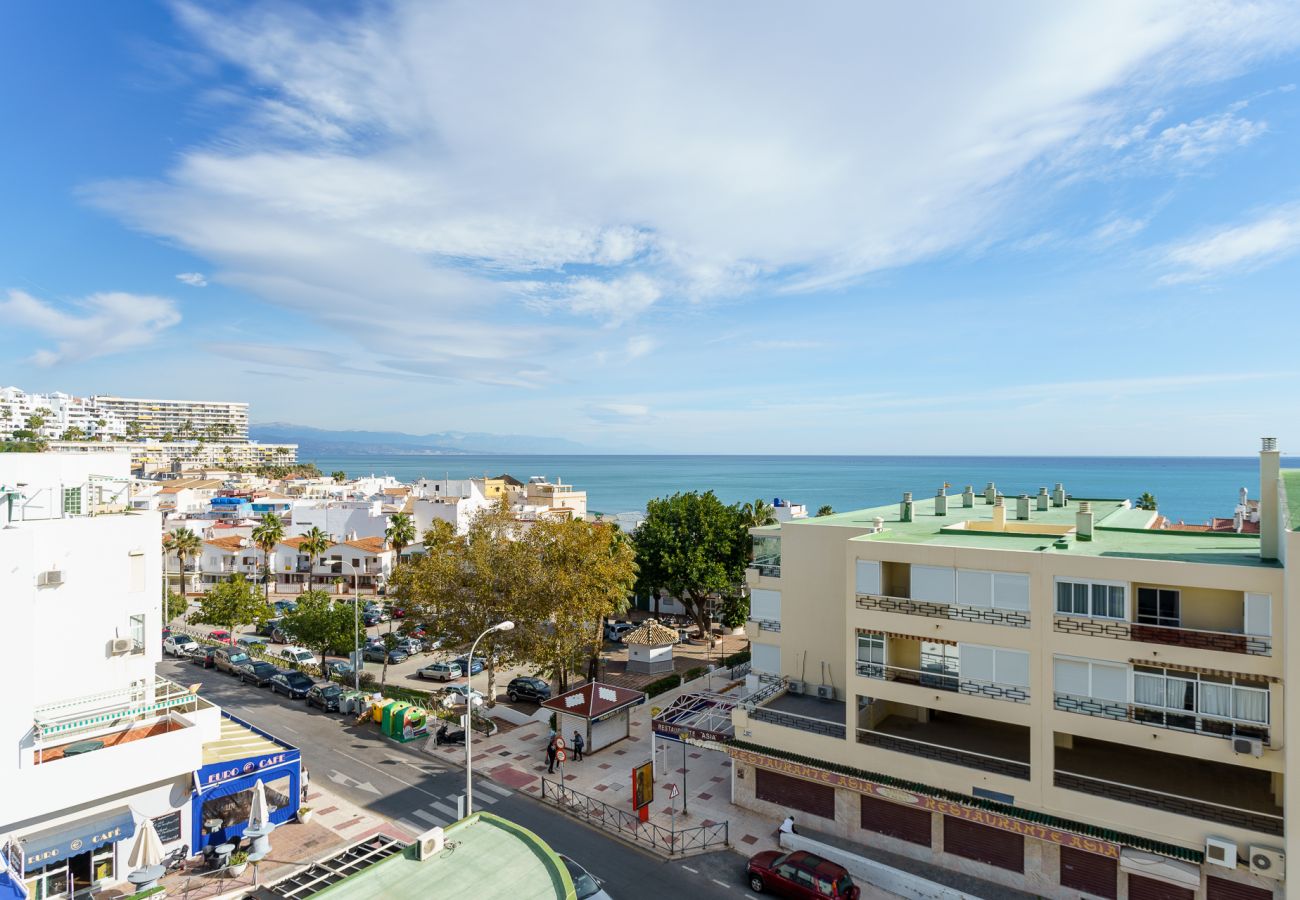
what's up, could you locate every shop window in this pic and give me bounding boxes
[201,775,293,830]
[755,769,835,820]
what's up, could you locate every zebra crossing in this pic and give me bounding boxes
[392,777,513,835]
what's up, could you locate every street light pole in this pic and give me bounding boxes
[350,560,361,692]
[466,620,514,817]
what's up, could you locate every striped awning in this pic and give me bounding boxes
[1128,658,1277,684]
[36,694,197,737]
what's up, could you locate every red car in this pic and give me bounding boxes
[208,629,233,644]
[747,850,859,899]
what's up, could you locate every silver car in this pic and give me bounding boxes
[417,661,461,681]
[560,856,612,900]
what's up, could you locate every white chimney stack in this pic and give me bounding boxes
[1075,501,1094,541]
[1052,483,1067,507]
[1037,487,1050,512]
[900,492,914,523]
[991,495,1006,529]
[1016,494,1031,520]
[962,485,975,508]
[935,485,948,516]
[1260,438,1280,560]
[984,482,997,505]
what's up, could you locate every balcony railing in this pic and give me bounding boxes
[749,705,846,739]
[1053,692,1269,743]
[33,677,208,744]
[857,594,1029,629]
[856,662,1030,704]
[857,728,1030,780]
[1053,769,1282,836]
[1053,615,1270,656]
[748,556,781,578]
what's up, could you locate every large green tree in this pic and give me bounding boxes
[634,491,749,648]
[278,590,355,669]
[191,574,273,638]
[251,512,285,603]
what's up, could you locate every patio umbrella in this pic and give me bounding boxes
[248,778,269,829]
[125,818,164,870]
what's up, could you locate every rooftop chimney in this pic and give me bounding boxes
[991,495,1006,529]
[962,485,975,508]
[1037,487,1050,511]
[900,492,914,523]
[1016,494,1031,520]
[1052,483,1067,508]
[984,482,997,505]
[1075,501,1093,541]
[935,485,948,516]
[1260,438,1280,561]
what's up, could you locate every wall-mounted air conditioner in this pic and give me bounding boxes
[108,637,133,655]
[1204,837,1237,869]
[1232,736,1264,757]
[36,570,64,587]
[416,827,445,860]
[816,684,835,700]
[786,680,805,696]
[1248,846,1284,880]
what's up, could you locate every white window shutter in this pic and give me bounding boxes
[993,573,1030,611]
[958,644,995,683]
[911,565,956,604]
[855,560,882,596]
[956,569,993,608]
[1245,593,1272,637]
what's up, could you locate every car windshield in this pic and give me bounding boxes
[287,673,313,686]
[322,685,342,696]
[230,653,249,664]
[562,860,601,900]
[254,663,276,674]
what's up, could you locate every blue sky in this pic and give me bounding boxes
[3,2,1300,454]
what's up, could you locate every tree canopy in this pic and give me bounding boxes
[191,574,273,636]
[279,589,355,666]
[633,491,749,647]
[816,505,834,517]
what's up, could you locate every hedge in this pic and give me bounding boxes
[645,674,681,698]
[721,650,751,667]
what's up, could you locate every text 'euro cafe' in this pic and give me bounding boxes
[730,748,1121,859]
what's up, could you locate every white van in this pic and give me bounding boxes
[277,646,319,667]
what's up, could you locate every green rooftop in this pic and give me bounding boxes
[313,814,575,900]
[794,491,1276,568]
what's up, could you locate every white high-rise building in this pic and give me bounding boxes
[0,387,128,442]
[91,396,249,441]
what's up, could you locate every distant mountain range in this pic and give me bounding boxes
[249,422,588,456]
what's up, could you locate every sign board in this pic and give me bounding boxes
[667,783,680,799]
[631,761,654,810]
[555,749,568,763]
[651,706,661,718]
[152,811,182,845]
[554,737,566,751]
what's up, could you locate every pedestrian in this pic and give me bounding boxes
[779,815,796,837]
[545,735,558,774]
[572,730,585,761]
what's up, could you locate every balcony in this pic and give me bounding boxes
[857,593,1029,628]
[747,690,846,740]
[1055,735,1282,836]
[856,700,1031,780]
[748,534,781,578]
[1054,689,1269,743]
[1053,615,1270,656]
[856,661,1029,704]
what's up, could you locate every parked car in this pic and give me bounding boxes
[193,647,218,669]
[163,634,198,658]
[364,604,391,622]
[506,677,552,704]
[213,646,250,674]
[271,624,293,644]
[361,610,381,627]
[395,637,423,654]
[390,606,406,618]
[442,683,485,703]
[559,856,611,900]
[362,645,407,664]
[236,660,280,687]
[746,851,858,899]
[208,629,233,644]
[276,646,319,667]
[161,625,172,640]
[452,655,486,676]
[237,635,269,652]
[258,618,282,637]
[273,599,298,615]
[270,670,315,698]
[307,682,344,711]
[417,661,462,682]
[321,659,355,680]
[604,621,635,642]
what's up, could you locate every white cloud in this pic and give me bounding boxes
[81,1,1300,378]
[586,402,652,424]
[1159,202,1300,283]
[176,272,208,287]
[625,336,657,360]
[0,289,181,366]
[1147,107,1267,163]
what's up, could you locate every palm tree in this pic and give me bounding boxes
[385,512,416,569]
[1136,492,1158,511]
[741,498,778,528]
[165,527,202,597]
[298,526,333,592]
[331,470,348,484]
[816,505,834,517]
[252,512,285,603]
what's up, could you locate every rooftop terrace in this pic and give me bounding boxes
[799,491,1277,568]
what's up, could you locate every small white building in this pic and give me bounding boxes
[622,620,680,674]
[542,683,646,755]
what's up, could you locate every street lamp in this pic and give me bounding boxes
[465,620,514,817]
[350,559,361,692]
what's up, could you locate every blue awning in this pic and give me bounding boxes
[21,808,136,869]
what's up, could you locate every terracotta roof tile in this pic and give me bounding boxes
[541,681,645,719]
[622,619,680,646]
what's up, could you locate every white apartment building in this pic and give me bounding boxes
[0,453,223,898]
[0,387,128,442]
[91,396,249,441]
[289,499,389,539]
[50,440,297,475]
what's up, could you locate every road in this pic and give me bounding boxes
[162,658,750,900]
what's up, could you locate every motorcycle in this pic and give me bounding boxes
[435,723,465,745]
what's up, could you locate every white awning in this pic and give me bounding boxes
[1119,848,1200,888]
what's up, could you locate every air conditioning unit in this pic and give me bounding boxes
[1248,846,1285,880]
[786,680,805,696]
[1204,837,1237,869]
[108,637,134,655]
[36,570,64,587]
[1233,736,1264,757]
[816,684,835,700]
[415,826,445,860]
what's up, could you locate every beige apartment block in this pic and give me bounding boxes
[732,440,1297,900]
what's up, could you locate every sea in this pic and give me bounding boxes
[304,454,1278,525]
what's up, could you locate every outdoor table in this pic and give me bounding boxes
[127,865,165,893]
[213,842,236,869]
[243,822,276,859]
[62,740,104,756]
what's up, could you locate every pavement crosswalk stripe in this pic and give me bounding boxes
[430,801,459,818]
[480,781,512,797]
[412,808,444,825]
